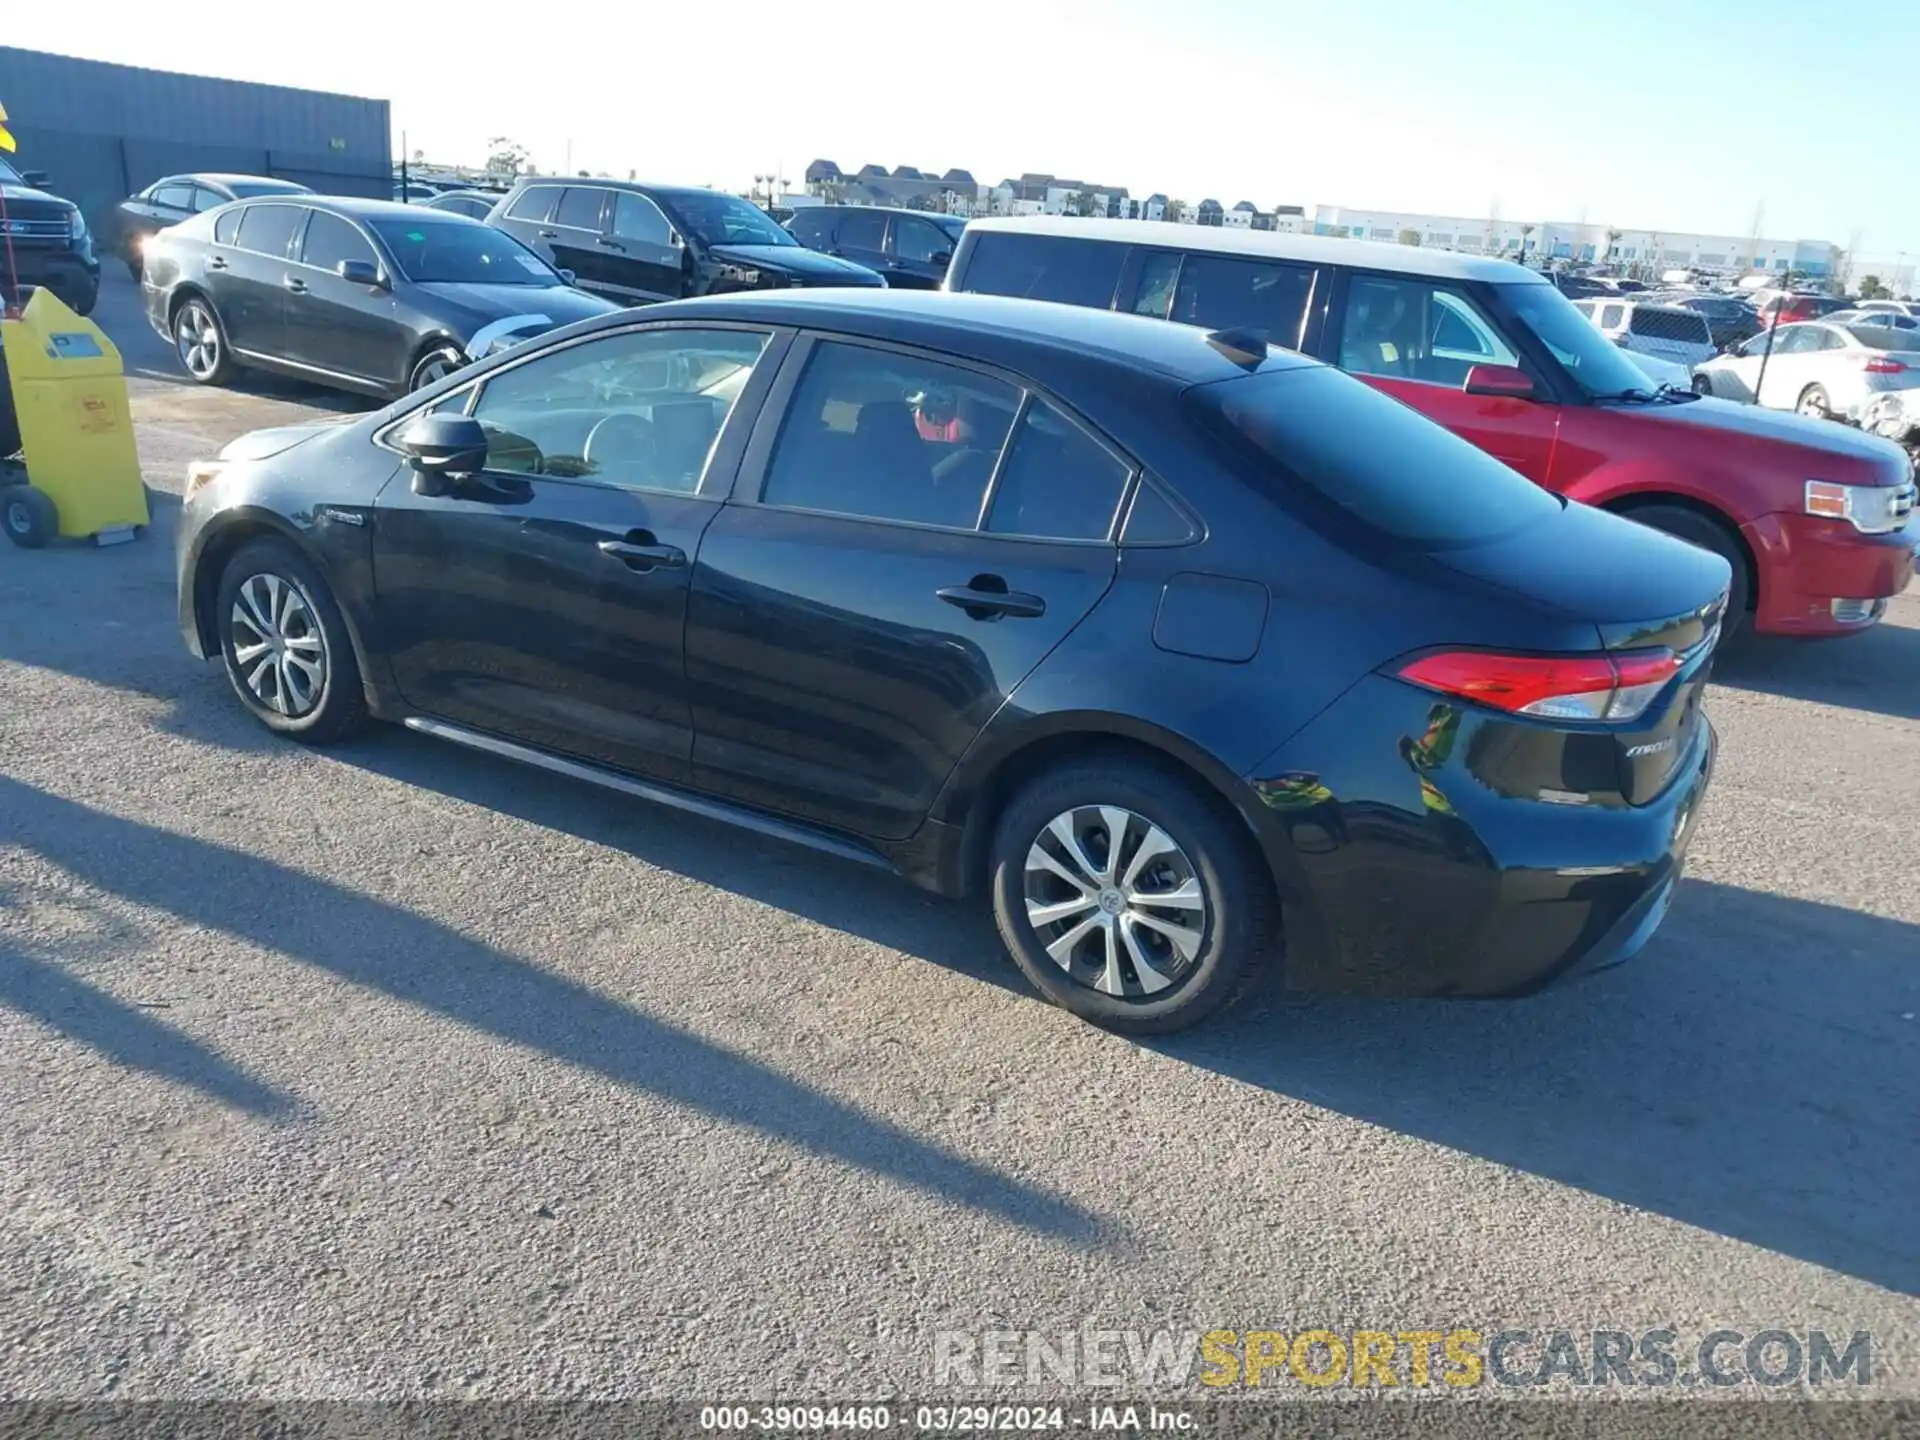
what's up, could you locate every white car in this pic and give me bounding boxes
[1851,299,1920,319]
[1570,298,1717,369]
[1691,321,1920,416]
[1625,350,1693,392]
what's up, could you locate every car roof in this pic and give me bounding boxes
[598,288,1321,385]
[280,195,486,224]
[189,173,303,187]
[962,215,1552,286]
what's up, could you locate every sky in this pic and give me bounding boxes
[12,0,1916,257]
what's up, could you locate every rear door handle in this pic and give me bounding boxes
[208,256,229,271]
[537,229,559,239]
[598,538,686,572]
[937,585,1046,619]
[282,275,308,294]
[596,237,626,250]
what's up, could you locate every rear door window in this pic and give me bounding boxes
[835,211,887,252]
[212,208,243,246]
[1596,303,1626,328]
[957,232,1125,310]
[233,203,305,259]
[556,187,607,231]
[507,186,559,222]
[1166,255,1316,349]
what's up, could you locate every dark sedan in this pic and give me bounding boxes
[115,173,312,278]
[487,178,884,305]
[141,195,619,399]
[420,189,503,220]
[173,291,1726,1031]
[785,205,965,289]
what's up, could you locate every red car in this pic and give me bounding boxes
[948,220,1917,637]
[1754,291,1852,329]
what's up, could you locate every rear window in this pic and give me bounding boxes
[1844,326,1920,351]
[1627,308,1712,344]
[956,232,1125,310]
[1186,366,1562,550]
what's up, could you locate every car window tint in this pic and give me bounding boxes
[612,191,672,245]
[891,215,948,263]
[1121,481,1197,544]
[1170,256,1315,349]
[1597,303,1625,328]
[212,208,243,246]
[761,341,1019,529]
[786,210,829,244]
[508,186,558,222]
[300,211,376,273]
[1131,251,1181,319]
[556,187,605,230]
[190,186,226,213]
[151,183,196,210]
[469,328,769,492]
[985,399,1129,541]
[836,211,886,250]
[959,232,1124,310]
[233,203,305,259]
[1339,276,1518,386]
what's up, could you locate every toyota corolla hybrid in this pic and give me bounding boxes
[175,291,1727,1032]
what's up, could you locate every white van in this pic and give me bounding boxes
[1571,299,1717,368]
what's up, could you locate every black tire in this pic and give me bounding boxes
[3,485,59,548]
[72,289,98,319]
[408,343,465,394]
[1796,383,1832,420]
[213,538,369,744]
[1691,372,1714,397]
[173,296,236,386]
[1622,503,1751,637]
[988,757,1276,1033]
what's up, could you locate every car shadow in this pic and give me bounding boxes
[0,773,1102,1245]
[327,727,1919,1295]
[1155,878,1920,1298]
[1713,617,1920,721]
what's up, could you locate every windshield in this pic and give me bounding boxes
[226,180,309,199]
[664,192,797,248]
[368,218,560,286]
[934,215,966,241]
[0,158,22,185]
[1499,282,1666,398]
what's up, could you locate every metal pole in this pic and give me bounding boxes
[400,131,409,203]
[1750,294,1782,406]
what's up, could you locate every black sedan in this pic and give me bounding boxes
[173,291,1727,1031]
[114,173,312,278]
[141,196,619,399]
[419,189,503,220]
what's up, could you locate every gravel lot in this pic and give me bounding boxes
[2,272,1916,1401]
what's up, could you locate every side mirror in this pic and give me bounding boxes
[667,230,685,249]
[558,268,577,285]
[338,259,386,289]
[399,414,487,494]
[21,170,50,189]
[1463,363,1536,399]
[930,250,953,268]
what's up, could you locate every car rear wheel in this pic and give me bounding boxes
[988,758,1275,1032]
[408,344,464,393]
[1796,384,1832,419]
[174,298,234,386]
[1623,504,1751,638]
[214,538,368,743]
[1691,373,1715,397]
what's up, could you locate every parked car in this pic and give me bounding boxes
[1653,292,1760,350]
[1856,389,1920,476]
[419,190,500,220]
[486,179,885,305]
[173,289,1732,1031]
[1754,291,1851,329]
[947,218,1917,637]
[141,196,618,399]
[1570,299,1717,369]
[0,156,100,315]
[114,173,312,279]
[1827,309,1920,334]
[393,181,444,203]
[785,205,966,289]
[1850,299,1920,319]
[1692,321,1920,418]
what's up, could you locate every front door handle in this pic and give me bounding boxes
[937,584,1046,619]
[282,275,308,294]
[208,255,229,271]
[598,536,686,572]
[537,229,559,239]
[596,237,626,250]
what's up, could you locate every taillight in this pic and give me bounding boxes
[1398,648,1682,722]
[1860,356,1908,374]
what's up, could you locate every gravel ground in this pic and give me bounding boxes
[1,273,1915,1403]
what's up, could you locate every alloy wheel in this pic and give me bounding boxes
[411,353,457,391]
[1797,389,1830,418]
[229,572,328,717]
[1023,805,1207,1000]
[177,305,221,379]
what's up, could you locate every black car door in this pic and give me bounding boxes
[883,213,955,289]
[217,202,306,354]
[372,321,789,782]
[493,183,565,267]
[283,208,407,388]
[684,334,1130,841]
[606,190,686,302]
[545,186,612,295]
[829,210,889,275]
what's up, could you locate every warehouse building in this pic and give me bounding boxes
[0,46,390,232]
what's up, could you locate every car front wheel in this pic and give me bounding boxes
[409,344,465,393]
[174,298,235,386]
[214,538,368,743]
[988,758,1275,1032]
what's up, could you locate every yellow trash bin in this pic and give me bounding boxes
[1,287,148,548]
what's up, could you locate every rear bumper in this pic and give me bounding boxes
[1242,676,1716,999]
[1742,511,1916,636]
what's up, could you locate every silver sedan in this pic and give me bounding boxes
[1691,321,1920,417]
